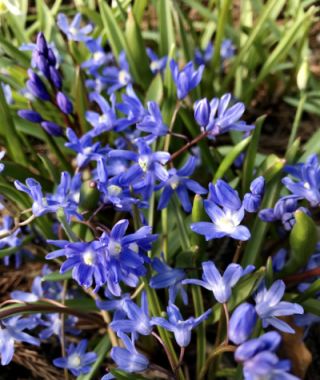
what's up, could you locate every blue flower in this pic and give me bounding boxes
[65,128,108,168]
[53,339,97,376]
[96,293,132,320]
[98,219,157,296]
[86,92,118,136]
[170,59,204,99]
[191,199,250,241]
[235,332,299,380]
[183,261,243,303]
[82,37,113,74]
[254,280,304,333]
[194,94,254,137]
[26,69,50,101]
[150,257,187,304]
[108,139,170,199]
[39,313,79,339]
[228,303,257,345]
[220,39,235,60]
[110,332,149,373]
[146,48,167,74]
[46,239,107,289]
[0,316,39,365]
[282,154,320,207]
[137,101,168,141]
[103,51,132,94]
[1,82,12,104]
[57,13,93,41]
[152,303,211,347]
[243,176,265,213]
[158,156,207,212]
[259,195,308,231]
[0,215,23,267]
[110,292,153,336]
[194,43,213,66]
[0,150,4,173]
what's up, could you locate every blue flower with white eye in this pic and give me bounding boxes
[103,51,132,94]
[254,280,304,333]
[220,39,235,60]
[110,332,149,373]
[65,128,108,168]
[259,195,309,231]
[85,76,108,94]
[146,48,167,74]
[150,257,188,304]
[282,154,320,207]
[170,59,204,99]
[158,156,207,212]
[53,339,97,376]
[110,292,153,336]
[57,13,93,41]
[85,92,118,136]
[108,139,170,199]
[235,332,299,380]
[82,37,114,75]
[99,220,157,296]
[96,293,132,320]
[182,261,243,303]
[151,303,211,347]
[194,94,254,138]
[39,313,78,339]
[137,101,168,141]
[0,316,39,365]
[46,239,107,289]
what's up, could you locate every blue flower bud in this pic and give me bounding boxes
[243,193,261,213]
[41,121,63,136]
[47,48,57,67]
[194,98,210,127]
[49,66,62,89]
[18,110,43,123]
[228,303,257,345]
[35,52,50,78]
[56,92,73,114]
[26,70,51,101]
[250,176,265,195]
[36,32,48,56]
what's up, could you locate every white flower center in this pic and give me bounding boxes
[129,242,139,253]
[108,185,122,196]
[83,249,95,266]
[108,240,122,256]
[304,182,310,189]
[93,51,104,62]
[68,353,81,368]
[70,27,78,36]
[83,146,93,155]
[118,70,129,85]
[150,61,161,71]
[216,215,235,233]
[138,156,149,172]
[99,114,108,124]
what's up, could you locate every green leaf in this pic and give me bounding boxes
[132,0,148,25]
[42,270,73,282]
[0,83,27,165]
[242,115,265,194]
[110,370,147,380]
[157,0,175,56]
[281,211,318,276]
[74,67,91,134]
[145,73,163,103]
[125,10,152,88]
[300,128,320,161]
[213,136,252,182]
[301,299,320,316]
[0,36,29,67]
[77,335,111,380]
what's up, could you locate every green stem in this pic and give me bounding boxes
[161,207,169,261]
[57,210,79,242]
[286,91,307,154]
[45,134,72,173]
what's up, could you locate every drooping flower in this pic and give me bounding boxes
[183,261,243,303]
[254,280,304,333]
[0,316,39,365]
[243,176,265,213]
[146,48,167,74]
[110,332,149,373]
[151,303,211,347]
[282,154,320,207]
[228,303,257,345]
[53,339,97,376]
[57,13,93,41]
[170,59,204,99]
